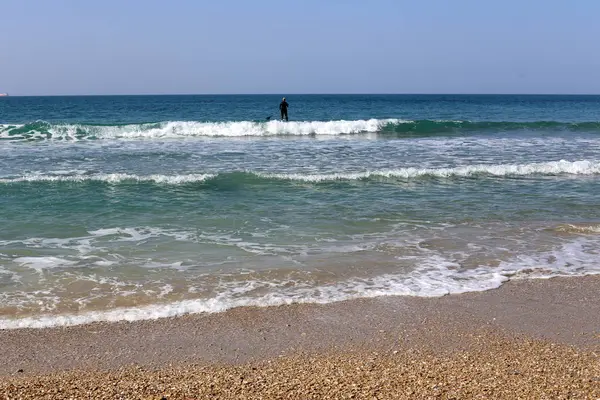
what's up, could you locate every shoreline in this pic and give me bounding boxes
[1,275,600,375]
[2,275,600,398]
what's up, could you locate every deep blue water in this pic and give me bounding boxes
[2,94,600,123]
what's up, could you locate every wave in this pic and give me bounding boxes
[258,160,600,182]
[1,160,598,186]
[552,224,600,234]
[0,172,215,184]
[1,237,599,329]
[2,119,600,141]
[0,119,399,141]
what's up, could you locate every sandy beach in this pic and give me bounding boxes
[1,275,600,399]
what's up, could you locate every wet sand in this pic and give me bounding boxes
[1,276,600,398]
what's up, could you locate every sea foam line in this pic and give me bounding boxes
[0,119,402,140]
[0,173,215,184]
[0,268,511,329]
[1,236,599,329]
[259,160,600,181]
[3,119,600,141]
[1,160,598,185]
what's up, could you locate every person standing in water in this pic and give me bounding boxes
[279,97,289,121]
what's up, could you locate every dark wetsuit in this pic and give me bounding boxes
[279,100,289,121]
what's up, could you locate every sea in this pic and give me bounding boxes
[0,94,599,329]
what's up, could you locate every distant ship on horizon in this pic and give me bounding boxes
[0,93,8,97]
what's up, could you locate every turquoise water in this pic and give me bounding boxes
[1,95,600,328]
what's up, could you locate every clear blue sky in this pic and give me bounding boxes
[1,0,599,95]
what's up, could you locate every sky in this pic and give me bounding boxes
[1,0,599,95]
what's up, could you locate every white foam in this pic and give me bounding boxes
[0,272,500,330]
[88,227,157,242]
[88,226,195,242]
[0,119,402,140]
[144,119,400,137]
[13,257,77,273]
[1,159,598,185]
[0,173,215,184]
[0,266,21,284]
[158,284,174,298]
[497,239,600,278]
[554,224,600,234]
[0,290,60,312]
[0,227,197,278]
[259,159,600,182]
[2,237,599,330]
[0,124,24,130]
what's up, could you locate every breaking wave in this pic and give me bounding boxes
[1,236,599,329]
[552,224,600,234]
[1,160,598,186]
[2,119,600,141]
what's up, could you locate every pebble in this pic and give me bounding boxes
[2,335,599,399]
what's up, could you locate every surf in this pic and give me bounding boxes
[1,160,599,186]
[3,119,600,141]
[1,235,599,330]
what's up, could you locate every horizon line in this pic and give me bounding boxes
[3,92,600,97]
